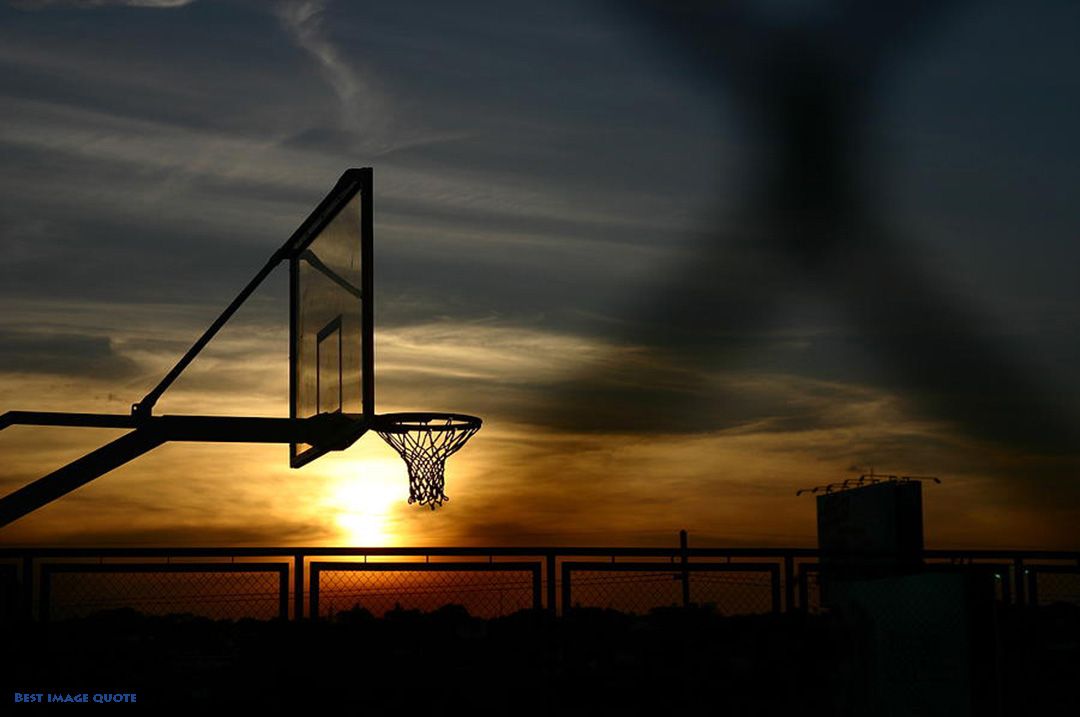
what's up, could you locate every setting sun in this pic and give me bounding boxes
[322,454,408,546]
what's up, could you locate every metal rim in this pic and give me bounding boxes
[373,412,482,434]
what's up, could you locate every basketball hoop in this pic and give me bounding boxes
[374,413,482,509]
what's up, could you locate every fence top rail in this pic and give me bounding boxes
[1,546,1076,560]
[0,546,821,558]
[40,562,290,573]
[922,549,1080,561]
[561,561,782,571]
[310,560,543,571]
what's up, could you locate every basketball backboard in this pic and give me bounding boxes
[1,166,480,525]
[288,168,374,467]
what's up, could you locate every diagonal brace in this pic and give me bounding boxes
[0,411,368,528]
[0,429,165,528]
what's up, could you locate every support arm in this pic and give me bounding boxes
[0,430,165,528]
[0,411,367,528]
[131,169,366,418]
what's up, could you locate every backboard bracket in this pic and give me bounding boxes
[0,410,368,528]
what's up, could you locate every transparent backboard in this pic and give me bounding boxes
[290,169,373,467]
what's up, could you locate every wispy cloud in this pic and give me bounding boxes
[274,0,389,146]
[10,0,195,9]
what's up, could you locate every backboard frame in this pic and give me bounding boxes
[289,167,374,468]
[0,165,484,525]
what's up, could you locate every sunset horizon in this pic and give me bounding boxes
[2,1,1077,553]
[3,3,1078,713]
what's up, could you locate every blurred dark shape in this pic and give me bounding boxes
[536,1,1078,457]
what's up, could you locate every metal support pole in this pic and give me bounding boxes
[310,565,320,620]
[131,169,367,418]
[784,555,795,613]
[294,553,304,620]
[360,167,374,421]
[0,430,165,528]
[0,413,363,528]
[546,552,556,616]
[22,556,33,622]
[131,246,289,418]
[1013,557,1025,607]
[532,565,543,611]
[679,529,690,608]
[561,563,572,615]
[798,565,811,613]
[278,567,289,620]
[39,567,50,623]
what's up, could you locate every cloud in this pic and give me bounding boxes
[10,0,195,9]
[0,329,140,380]
[1,518,332,547]
[274,0,389,144]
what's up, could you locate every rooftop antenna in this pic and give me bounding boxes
[797,471,941,496]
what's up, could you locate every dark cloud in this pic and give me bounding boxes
[0,329,140,379]
[10,2,195,9]
[1,519,333,548]
[526,1,1080,460]
[1,0,1079,543]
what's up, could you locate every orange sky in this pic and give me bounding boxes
[1,298,1074,550]
[2,2,1079,551]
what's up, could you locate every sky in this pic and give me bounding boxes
[1,0,1078,549]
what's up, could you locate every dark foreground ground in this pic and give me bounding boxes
[3,603,1077,715]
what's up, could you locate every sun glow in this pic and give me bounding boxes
[323,455,408,546]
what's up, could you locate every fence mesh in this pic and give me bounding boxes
[567,569,777,615]
[317,568,536,619]
[1033,570,1080,607]
[11,552,1078,624]
[46,569,284,621]
[800,567,823,613]
[692,571,776,614]
[567,570,680,614]
[0,563,18,622]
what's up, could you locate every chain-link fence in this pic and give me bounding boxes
[3,548,1076,624]
[1028,567,1080,607]
[310,561,542,619]
[0,561,18,622]
[561,562,781,615]
[562,569,682,614]
[40,563,289,621]
[798,564,823,613]
[692,570,780,615]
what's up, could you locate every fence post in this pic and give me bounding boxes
[532,564,543,610]
[546,552,556,616]
[783,555,795,613]
[22,556,33,622]
[278,566,289,620]
[294,552,304,620]
[38,566,50,623]
[561,562,572,615]
[770,565,782,614]
[680,529,690,608]
[1013,557,1025,607]
[309,564,319,620]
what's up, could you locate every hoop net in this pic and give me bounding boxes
[374,413,481,509]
